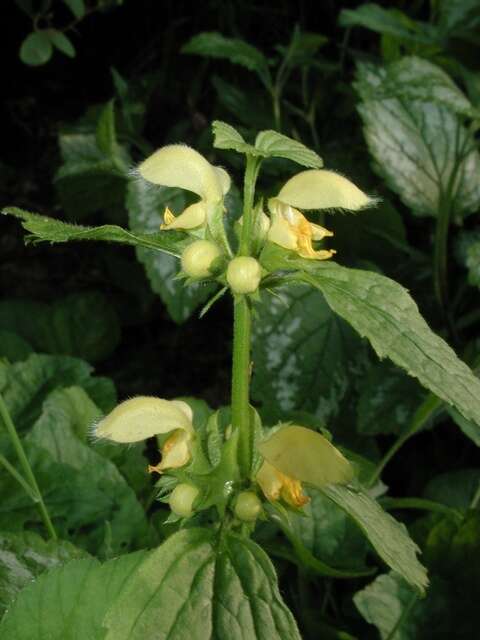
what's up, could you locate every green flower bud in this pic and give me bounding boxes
[234,491,262,522]
[226,257,262,294]
[181,240,222,278]
[169,483,199,518]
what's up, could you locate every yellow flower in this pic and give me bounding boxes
[256,425,353,508]
[95,396,194,473]
[268,169,375,260]
[137,145,231,231]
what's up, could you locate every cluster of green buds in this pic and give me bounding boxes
[93,139,374,525]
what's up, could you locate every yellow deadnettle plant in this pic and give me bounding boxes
[268,169,375,259]
[137,144,231,231]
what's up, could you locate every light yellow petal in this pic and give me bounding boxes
[148,430,191,473]
[310,222,334,241]
[160,202,206,230]
[138,145,224,202]
[214,166,231,196]
[266,203,299,251]
[256,461,308,508]
[258,425,353,488]
[95,396,193,443]
[278,169,374,211]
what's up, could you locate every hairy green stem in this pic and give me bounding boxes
[232,154,261,476]
[0,393,57,540]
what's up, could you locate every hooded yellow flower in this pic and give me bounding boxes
[268,169,375,260]
[256,425,353,507]
[137,145,231,231]
[95,396,194,473]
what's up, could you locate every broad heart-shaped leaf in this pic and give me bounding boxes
[252,284,364,423]
[0,530,87,618]
[355,62,480,220]
[0,551,148,640]
[211,120,258,155]
[127,178,215,324]
[0,353,116,432]
[356,360,424,436]
[260,246,480,436]
[322,485,428,593]
[182,32,272,88]
[0,387,148,555]
[103,528,301,640]
[2,207,188,256]
[254,130,323,168]
[0,292,121,363]
[55,133,128,220]
[356,56,477,119]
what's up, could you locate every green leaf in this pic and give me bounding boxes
[286,488,370,571]
[96,100,117,158]
[127,179,215,323]
[47,30,76,58]
[339,4,435,45]
[104,528,301,639]
[355,62,480,219]
[423,469,480,509]
[322,484,428,593]
[354,572,421,640]
[254,130,323,168]
[182,32,272,88]
[0,531,87,618]
[261,246,480,434]
[55,133,127,220]
[457,229,480,289]
[447,406,480,446]
[357,56,477,119]
[252,284,364,423]
[0,551,148,639]
[0,387,148,554]
[19,32,53,66]
[2,207,187,256]
[356,360,424,435]
[436,0,480,40]
[211,120,258,155]
[63,0,86,19]
[0,353,115,432]
[0,293,121,363]
[0,331,33,363]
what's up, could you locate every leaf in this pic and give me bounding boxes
[262,246,480,436]
[357,56,477,119]
[127,178,215,323]
[254,130,323,168]
[356,360,424,435]
[0,293,121,363]
[96,100,117,158]
[447,406,480,446]
[48,30,76,58]
[0,551,148,639]
[19,32,53,66]
[252,284,364,423]
[104,528,301,639]
[0,387,148,554]
[456,229,480,289]
[287,487,370,571]
[0,353,115,432]
[55,133,127,220]
[436,0,480,40]
[212,78,272,130]
[0,331,33,363]
[339,4,435,45]
[355,62,480,219]
[354,572,422,640]
[0,530,87,617]
[423,469,480,509]
[322,484,428,593]
[182,32,272,88]
[63,0,86,19]
[2,207,187,256]
[211,120,258,155]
